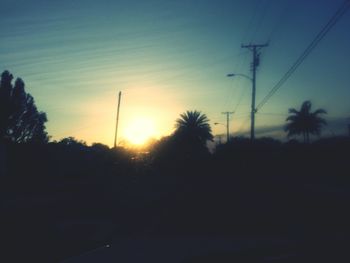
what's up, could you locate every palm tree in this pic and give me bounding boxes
[285,101,327,143]
[175,110,213,145]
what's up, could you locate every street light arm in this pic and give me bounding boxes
[214,122,225,126]
[227,73,252,81]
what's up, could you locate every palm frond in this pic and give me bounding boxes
[288,108,299,114]
[175,110,213,142]
[312,109,327,115]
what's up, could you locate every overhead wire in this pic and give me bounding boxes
[213,113,250,136]
[223,51,250,112]
[266,0,294,43]
[53,119,107,141]
[224,0,268,113]
[236,115,251,135]
[232,0,271,109]
[232,81,250,113]
[256,0,350,112]
[225,0,271,129]
[249,0,271,42]
[257,112,287,117]
[241,0,264,44]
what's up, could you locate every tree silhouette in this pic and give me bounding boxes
[285,100,327,143]
[175,110,213,144]
[0,70,48,143]
[151,111,213,168]
[58,136,86,147]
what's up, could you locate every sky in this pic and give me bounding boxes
[1,0,350,146]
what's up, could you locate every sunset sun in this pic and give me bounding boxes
[123,118,157,146]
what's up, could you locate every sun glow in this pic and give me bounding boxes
[123,117,157,145]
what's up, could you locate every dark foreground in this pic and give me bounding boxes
[2,173,350,262]
[1,139,350,262]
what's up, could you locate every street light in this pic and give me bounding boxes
[214,122,230,143]
[227,72,256,140]
[226,73,252,81]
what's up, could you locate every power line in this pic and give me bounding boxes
[223,51,250,111]
[241,0,264,44]
[267,0,294,43]
[233,81,250,112]
[223,0,262,111]
[223,0,267,113]
[257,112,286,117]
[249,0,271,42]
[236,115,251,135]
[53,119,106,140]
[256,0,350,112]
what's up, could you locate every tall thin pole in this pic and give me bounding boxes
[222,111,234,143]
[241,43,268,140]
[251,46,257,141]
[114,91,122,148]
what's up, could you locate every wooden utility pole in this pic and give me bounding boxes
[241,43,268,140]
[114,91,122,148]
[222,111,234,143]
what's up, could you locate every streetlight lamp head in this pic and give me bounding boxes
[227,73,253,81]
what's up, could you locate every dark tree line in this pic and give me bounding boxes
[0,70,48,143]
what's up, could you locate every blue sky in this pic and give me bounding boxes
[1,0,350,145]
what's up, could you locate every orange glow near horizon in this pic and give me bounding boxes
[50,84,183,147]
[122,117,158,146]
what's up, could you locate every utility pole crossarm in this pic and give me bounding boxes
[241,43,269,49]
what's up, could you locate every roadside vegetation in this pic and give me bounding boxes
[1,70,350,262]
